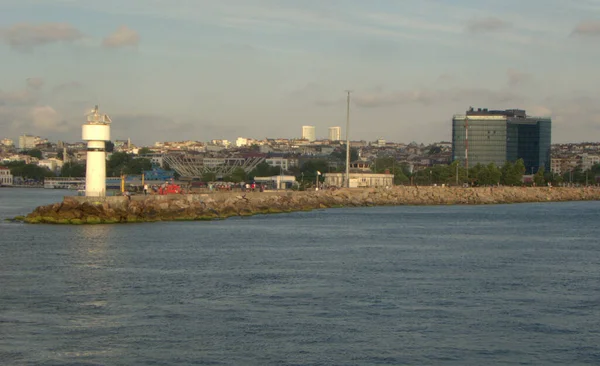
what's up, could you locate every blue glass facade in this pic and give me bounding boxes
[452,109,551,173]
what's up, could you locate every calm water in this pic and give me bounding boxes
[1,188,600,365]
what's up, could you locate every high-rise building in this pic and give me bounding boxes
[452,108,551,173]
[302,126,316,142]
[18,134,36,150]
[328,126,341,141]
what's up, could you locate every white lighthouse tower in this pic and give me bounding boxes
[82,105,111,197]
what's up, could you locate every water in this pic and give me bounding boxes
[1,188,600,365]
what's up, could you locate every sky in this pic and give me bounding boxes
[1,0,600,145]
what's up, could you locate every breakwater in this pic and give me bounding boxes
[17,186,600,224]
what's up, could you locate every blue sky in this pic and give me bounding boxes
[1,0,600,145]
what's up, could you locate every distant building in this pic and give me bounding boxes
[1,138,14,147]
[38,158,64,174]
[265,157,297,171]
[18,134,36,150]
[302,126,316,142]
[0,166,13,186]
[324,161,394,188]
[580,153,600,171]
[452,108,551,173]
[236,137,249,147]
[328,126,341,141]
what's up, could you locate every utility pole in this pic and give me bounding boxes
[345,90,352,188]
[464,115,469,183]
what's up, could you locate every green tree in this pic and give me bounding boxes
[488,163,502,185]
[6,161,55,181]
[125,158,152,175]
[500,160,525,186]
[202,172,216,182]
[105,141,115,152]
[330,147,359,163]
[248,162,280,179]
[298,159,329,186]
[229,167,247,183]
[138,147,151,155]
[105,152,151,176]
[106,152,132,176]
[23,149,42,159]
[534,167,545,186]
[61,162,86,177]
[471,163,501,186]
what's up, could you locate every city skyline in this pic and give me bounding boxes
[1,0,600,145]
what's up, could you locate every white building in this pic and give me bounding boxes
[265,157,295,171]
[323,160,393,188]
[236,137,249,147]
[38,158,64,174]
[18,134,37,149]
[302,126,316,142]
[1,138,14,147]
[328,126,341,141]
[580,153,600,171]
[211,139,231,148]
[254,175,298,190]
[0,166,13,186]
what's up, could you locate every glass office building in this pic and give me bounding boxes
[452,108,551,173]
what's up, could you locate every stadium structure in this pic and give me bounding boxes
[162,153,265,179]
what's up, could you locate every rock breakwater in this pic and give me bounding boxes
[18,186,600,224]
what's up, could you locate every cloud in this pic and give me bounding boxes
[0,22,83,50]
[26,77,44,90]
[466,17,510,33]
[535,95,600,141]
[30,105,68,131]
[571,20,600,36]
[345,88,523,108]
[507,68,531,87]
[102,26,140,48]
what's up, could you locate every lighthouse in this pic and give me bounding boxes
[82,105,111,197]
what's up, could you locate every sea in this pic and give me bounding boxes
[1,188,600,366]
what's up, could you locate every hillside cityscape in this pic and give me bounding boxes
[1,106,599,187]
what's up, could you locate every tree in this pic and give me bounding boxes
[428,146,442,155]
[107,152,131,176]
[514,159,526,177]
[470,163,501,186]
[488,163,502,185]
[202,172,216,182]
[138,147,151,155]
[106,152,151,176]
[229,167,247,183]
[105,141,115,152]
[534,167,545,186]
[61,162,86,177]
[330,147,359,163]
[500,160,525,186]
[23,149,42,159]
[125,158,152,175]
[5,161,55,181]
[248,162,280,179]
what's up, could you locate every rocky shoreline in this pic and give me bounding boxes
[15,186,600,224]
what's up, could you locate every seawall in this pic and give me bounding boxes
[18,186,600,224]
